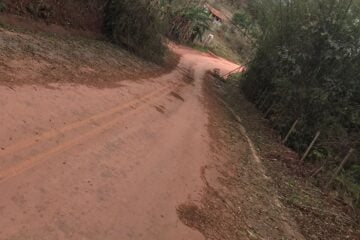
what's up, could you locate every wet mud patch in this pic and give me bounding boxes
[177,204,206,228]
[177,175,249,240]
[155,105,166,114]
[173,65,195,85]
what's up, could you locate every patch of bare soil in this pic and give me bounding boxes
[177,72,305,240]
[206,74,360,239]
[0,23,179,88]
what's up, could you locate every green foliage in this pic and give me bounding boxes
[25,3,36,15]
[0,0,6,12]
[104,0,166,62]
[104,0,208,60]
[226,0,247,8]
[168,6,211,43]
[232,11,252,29]
[242,0,360,201]
[227,72,243,82]
[188,43,209,53]
[184,7,211,42]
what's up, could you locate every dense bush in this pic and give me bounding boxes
[242,0,360,204]
[232,11,252,30]
[223,0,247,8]
[104,0,208,61]
[104,0,166,62]
[0,0,6,12]
[167,5,211,43]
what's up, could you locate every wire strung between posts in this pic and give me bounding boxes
[220,60,251,79]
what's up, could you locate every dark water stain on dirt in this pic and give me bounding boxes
[170,91,185,102]
[155,105,166,114]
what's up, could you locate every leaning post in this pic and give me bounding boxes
[325,148,355,189]
[300,131,321,162]
[282,119,299,144]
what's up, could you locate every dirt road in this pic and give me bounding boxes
[0,45,241,239]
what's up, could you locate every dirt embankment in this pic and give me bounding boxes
[0,26,179,88]
[2,0,106,32]
[177,72,305,240]
[207,74,360,240]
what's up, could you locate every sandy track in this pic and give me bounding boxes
[0,45,238,239]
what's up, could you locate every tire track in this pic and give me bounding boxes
[0,85,172,160]
[0,83,181,183]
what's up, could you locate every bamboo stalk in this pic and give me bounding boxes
[300,131,321,162]
[283,119,299,144]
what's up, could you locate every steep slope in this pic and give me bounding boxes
[2,0,105,32]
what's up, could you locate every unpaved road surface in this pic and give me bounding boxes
[0,45,240,239]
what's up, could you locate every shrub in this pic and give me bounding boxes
[104,0,166,62]
[242,0,360,204]
[167,6,211,43]
[0,0,6,12]
[232,11,252,30]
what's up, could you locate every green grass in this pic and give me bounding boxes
[188,43,209,52]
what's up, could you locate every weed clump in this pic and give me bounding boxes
[242,0,360,209]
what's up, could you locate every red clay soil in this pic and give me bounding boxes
[0,42,243,239]
[0,22,313,239]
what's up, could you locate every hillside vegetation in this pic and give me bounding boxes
[104,0,166,62]
[1,0,359,237]
[104,0,215,61]
[239,0,360,213]
[103,0,253,63]
[1,0,217,62]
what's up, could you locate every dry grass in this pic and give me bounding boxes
[0,23,178,88]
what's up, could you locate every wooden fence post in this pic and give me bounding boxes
[282,119,299,144]
[300,131,321,162]
[325,148,355,189]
